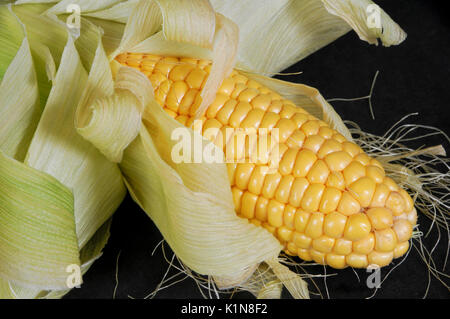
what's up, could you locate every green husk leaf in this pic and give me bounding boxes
[0,38,40,161]
[0,150,79,289]
[0,4,24,81]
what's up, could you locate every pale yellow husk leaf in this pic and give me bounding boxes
[84,0,139,24]
[210,0,405,75]
[322,0,406,46]
[25,34,126,249]
[77,64,153,163]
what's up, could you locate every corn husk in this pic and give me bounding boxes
[210,0,406,75]
[0,3,126,298]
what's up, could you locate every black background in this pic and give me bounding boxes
[66,0,450,299]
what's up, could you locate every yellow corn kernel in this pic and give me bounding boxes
[334,238,353,255]
[342,141,362,157]
[279,104,297,119]
[326,171,346,190]
[304,212,324,239]
[229,102,252,127]
[291,112,309,128]
[267,199,285,227]
[293,149,317,177]
[344,213,371,241]
[288,177,309,207]
[283,205,296,229]
[398,188,414,213]
[353,233,375,254]
[297,248,312,261]
[386,191,406,216]
[393,241,410,258]
[319,187,342,214]
[310,249,326,265]
[255,196,269,222]
[301,120,320,136]
[303,135,325,153]
[307,159,330,184]
[318,139,343,158]
[259,112,280,130]
[166,81,189,112]
[354,153,371,166]
[326,254,347,269]
[324,212,347,238]
[276,118,297,143]
[318,126,334,139]
[366,207,393,230]
[275,175,295,204]
[262,172,282,199]
[366,165,385,183]
[186,68,207,89]
[374,228,398,252]
[294,210,310,233]
[370,183,390,208]
[234,163,255,190]
[343,161,366,185]
[337,192,361,216]
[312,236,335,253]
[301,184,325,212]
[232,188,244,214]
[346,253,369,268]
[348,177,376,207]
[279,148,298,176]
[227,163,237,185]
[286,242,298,255]
[368,251,393,267]
[168,63,195,81]
[293,232,312,249]
[247,166,268,195]
[324,151,352,171]
[392,219,413,242]
[285,130,306,148]
[277,226,293,242]
[383,177,399,192]
[241,191,258,219]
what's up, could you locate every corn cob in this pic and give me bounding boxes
[116,53,417,269]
